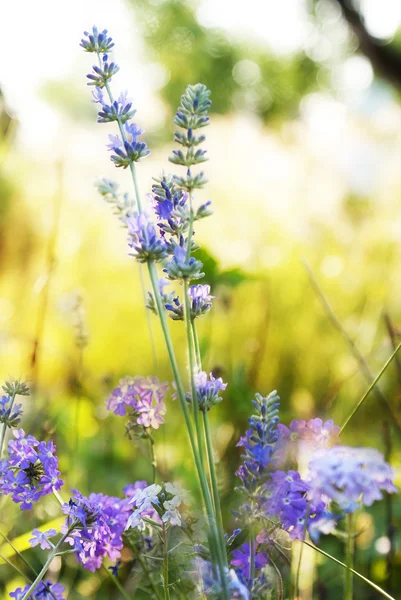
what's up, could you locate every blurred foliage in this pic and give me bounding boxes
[133,0,320,124]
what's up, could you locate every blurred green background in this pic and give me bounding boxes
[1,0,401,597]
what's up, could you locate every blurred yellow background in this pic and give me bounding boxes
[1,0,401,597]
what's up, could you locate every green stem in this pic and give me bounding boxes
[102,564,132,600]
[202,411,227,566]
[304,540,396,600]
[147,262,229,599]
[183,280,204,467]
[0,390,17,457]
[192,321,228,572]
[162,523,170,600]
[249,531,256,585]
[340,341,401,434]
[149,433,157,484]
[135,551,163,600]
[345,513,355,600]
[21,531,70,600]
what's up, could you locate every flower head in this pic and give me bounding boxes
[0,430,63,510]
[231,543,268,580]
[166,284,214,321]
[0,395,23,429]
[10,581,65,600]
[192,371,227,412]
[80,26,114,54]
[307,446,398,512]
[127,213,168,263]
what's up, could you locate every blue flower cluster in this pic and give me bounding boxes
[166,284,214,321]
[0,429,63,510]
[0,395,23,429]
[127,213,168,263]
[81,27,150,167]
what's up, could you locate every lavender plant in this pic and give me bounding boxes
[0,25,400,600]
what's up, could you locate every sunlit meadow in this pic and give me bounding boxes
[1,2,401,599]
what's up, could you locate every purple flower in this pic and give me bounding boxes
[29,528,57,550]
[274,418,340,468]
[62,489,132,572]
[0,395,23,429]
[192,371,227,412]
[0,430,63,510]
[106,376,168,429]
[9,581,65,599]
[166,284,214,321]
[231,543,269,580]
[307,446,398,513]
[127,213,168,262]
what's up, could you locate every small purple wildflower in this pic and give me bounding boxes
[0,429,63,510]
[166,284,214,321]
[106,376,168,429]
[62,489,131,572]
[274,418,340,468]
[127,213,168,262]
[192,371,227,412]
[0,395,23,429]
[29,528,57,550]
[231,543,268,580]
[9,581,65,600]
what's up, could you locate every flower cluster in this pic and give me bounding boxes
[166,284,214,321]
[196,559,251,600]
[307,446,398,513]
[127,213,168,263]
[10,581,65,600]
[274,418,340,468]
[169,83,211,192]
[236,391,280,492]
[106,376,168,429]
[62,489,131,572]
[0,430,63,510]
[81,26,149,167]
[192,371,227,412]
[0,395,23,429]
[126,482,190,530]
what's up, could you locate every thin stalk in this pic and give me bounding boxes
[191,319,202,366]
[29,162,63,391]
[249,532,256,585]
[72,346,84,473]
[101,564,132,600]
[192,320,227,570]
[135,551,163,600]
[345,513,355,600]
[21,531,70,600]
[183,279,204,467]
[304,541,396,600]
[0,389,17,457]
[340,341,401,433]
[149,433,157,484]
[294,503,310,598]
[303,258,401,430]
[147,262,229,599]
[202,411,227,566]
[162,523,170,600]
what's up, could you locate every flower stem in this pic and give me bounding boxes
[162,522,170,600]
[345,513,355,600]
[20,531,70,600]
[249,532,256,585]
[183,279,204,467]
[102,564,132,600]
[191,320,228,573]
[0,390,17,458]
[147,262,229,599]
[340,340,401,434]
